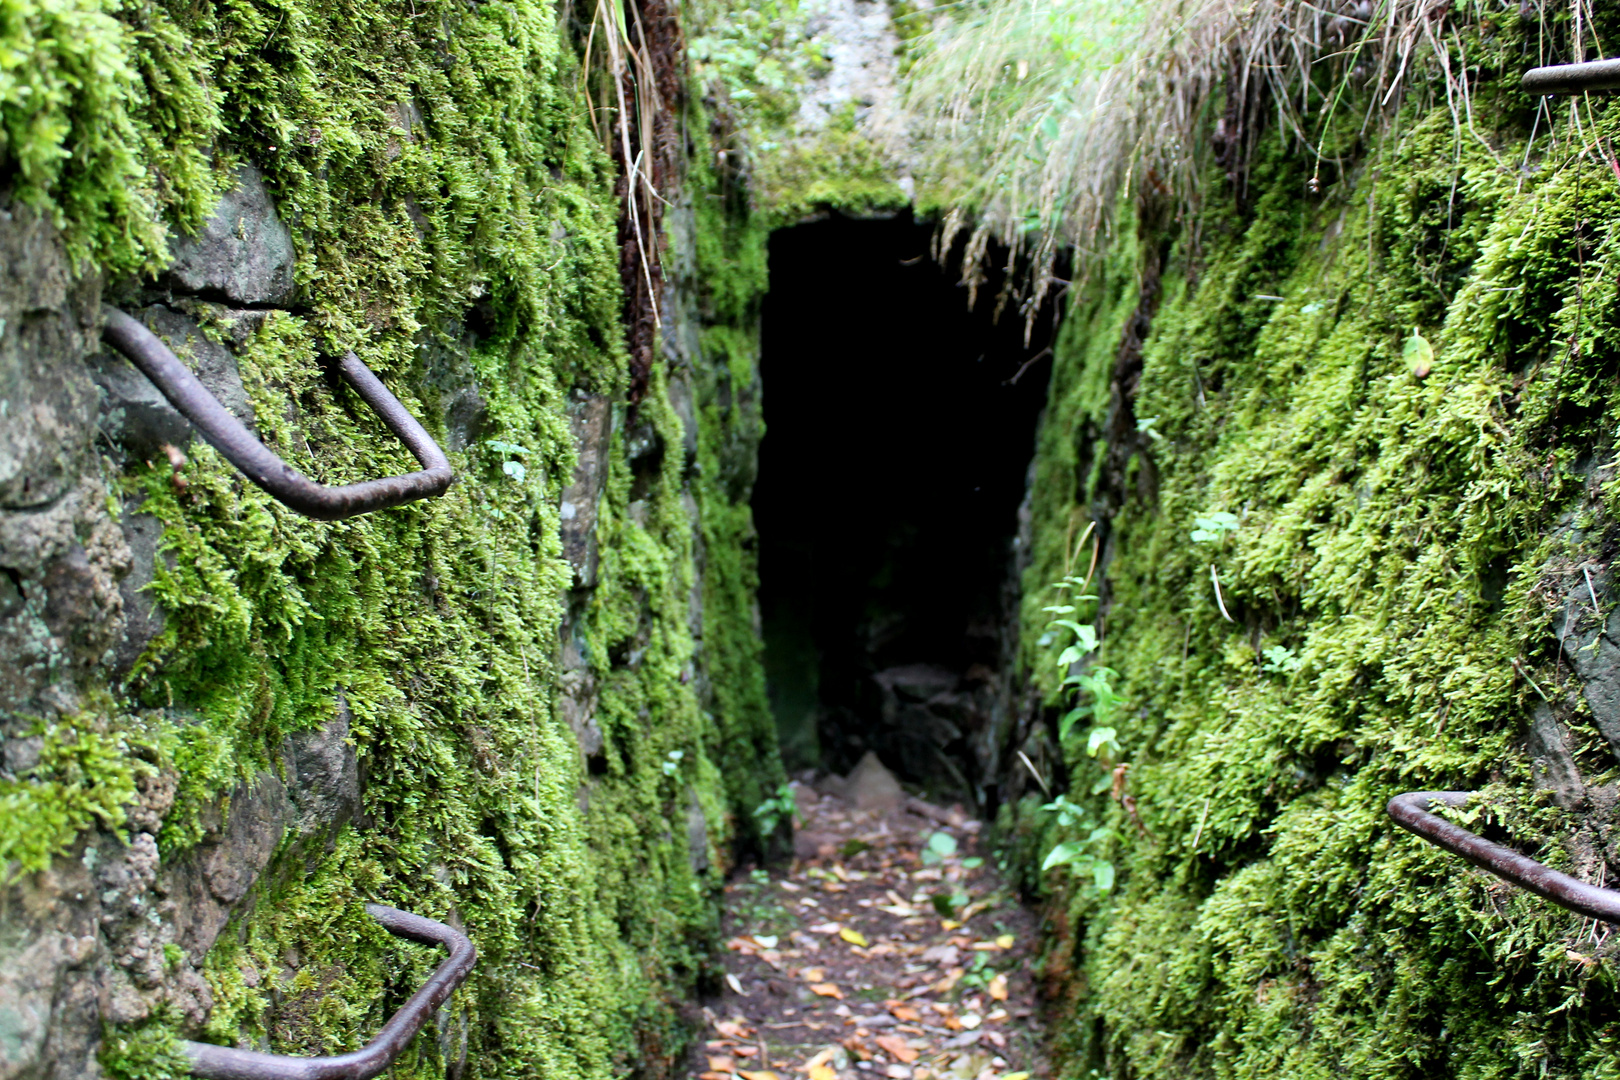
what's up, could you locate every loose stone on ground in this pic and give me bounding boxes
[692,764,1047,1080]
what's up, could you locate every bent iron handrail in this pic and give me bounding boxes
[1522,59,1620,95]
[100,306,454,520]
[1387,791,1620,925]
[182,904,476,1080]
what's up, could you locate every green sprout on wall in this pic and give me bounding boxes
[1040,794,1115,893]
[1189,510,1239,543]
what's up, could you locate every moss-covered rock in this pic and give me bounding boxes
[1014,64,1620,1080]
[0,1,782,1077]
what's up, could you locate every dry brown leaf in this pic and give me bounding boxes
[875,1035,919,1064]
[733,1047,759,1058]
[987,973,1008,1001]
[810,983,843,999]
[708,1058,736,1072]
[700,1073,731,1080]
[887,1004,921,1022]
[716,1021,753,1039]
[809,1066,836,1080]
[800,967,826,983]
[737,1071,780,1080]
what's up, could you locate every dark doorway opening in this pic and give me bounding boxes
[753,212,1054,807]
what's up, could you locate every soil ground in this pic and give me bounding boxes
[688,778,1050,1080]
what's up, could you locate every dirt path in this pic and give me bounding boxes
[690,777,1049,1080]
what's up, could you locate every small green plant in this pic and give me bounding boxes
[753,782,798,837]
[1039,795,1115,893]
[486,440,532,483]
[921,830,958,865]
[1260,645,1302,674]
[1189,510,1240,543]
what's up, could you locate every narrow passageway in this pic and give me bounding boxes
[691,216,1056,1080]
[690,764,1048,1080]
[751,213,1053,804]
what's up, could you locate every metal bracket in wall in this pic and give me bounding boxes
[100,306,454,520]
[182,904,476,1080]
[1387,791,1620,924]
[1521,59,1620,95]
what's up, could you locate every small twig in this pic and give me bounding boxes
[1434,700,1452,736]
[1084,534,1101,591]
[1584,565,1602,618]
[1210,565,1235,622]
[1006,346,1053,385]
[1191,795,1211,855]
[1017,751,1051,798]
[1513,658,1552,702]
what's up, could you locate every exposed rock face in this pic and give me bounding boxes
[88,305,257,458]
[0,168,362,1078]
[0,201,129,723]
[164,166,297,306]
[560,392,612,589]
[1559,569,1620,763]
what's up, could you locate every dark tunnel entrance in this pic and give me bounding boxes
[753,213,1054,808]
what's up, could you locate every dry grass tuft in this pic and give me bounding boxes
[906,0,1566,323]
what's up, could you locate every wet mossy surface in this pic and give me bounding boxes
[5,0,783,1077]
[1013,66,1620,1080]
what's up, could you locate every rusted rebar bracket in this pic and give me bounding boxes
[1387,791,1620,924]
[100,306,454,520]
[181,904,476,1080]
[1522,59,1620,95]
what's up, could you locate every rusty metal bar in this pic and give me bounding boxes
[100,306,454,520]
[1522,59,1620,95]
[181,904,476,1080]
[1387,791,1620,924]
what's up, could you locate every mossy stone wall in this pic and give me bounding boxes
[0,1,781,1077]
[1010,52,1620,1080]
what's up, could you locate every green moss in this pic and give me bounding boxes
[1018,68,1620,1080]
[7,0,783,1075]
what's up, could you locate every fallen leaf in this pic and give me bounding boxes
[709,1058,736,1072]
[804,1049,838,1071]
[987,973,1008,1001]
[734,1047,759,1058]
[809,922,842,934]
[1003,1073,1030,1080]
[994,934,1015,950]
[810,983,844,999]
[716,1021,752,1039]
[958,1013,982,1030]
[800,967,826,983]
[944,1015,963,1032]
[753,935,779,948]
[969,942,1000,952]
[840,927,869,947]
[737,1071,780,1080]
[700,1073,731,1080]
[875,1035,919,1064]
[809,1066,836,1080]
[887,1004,921,1022]
[940,920,961,931]
[726,974,744,995]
